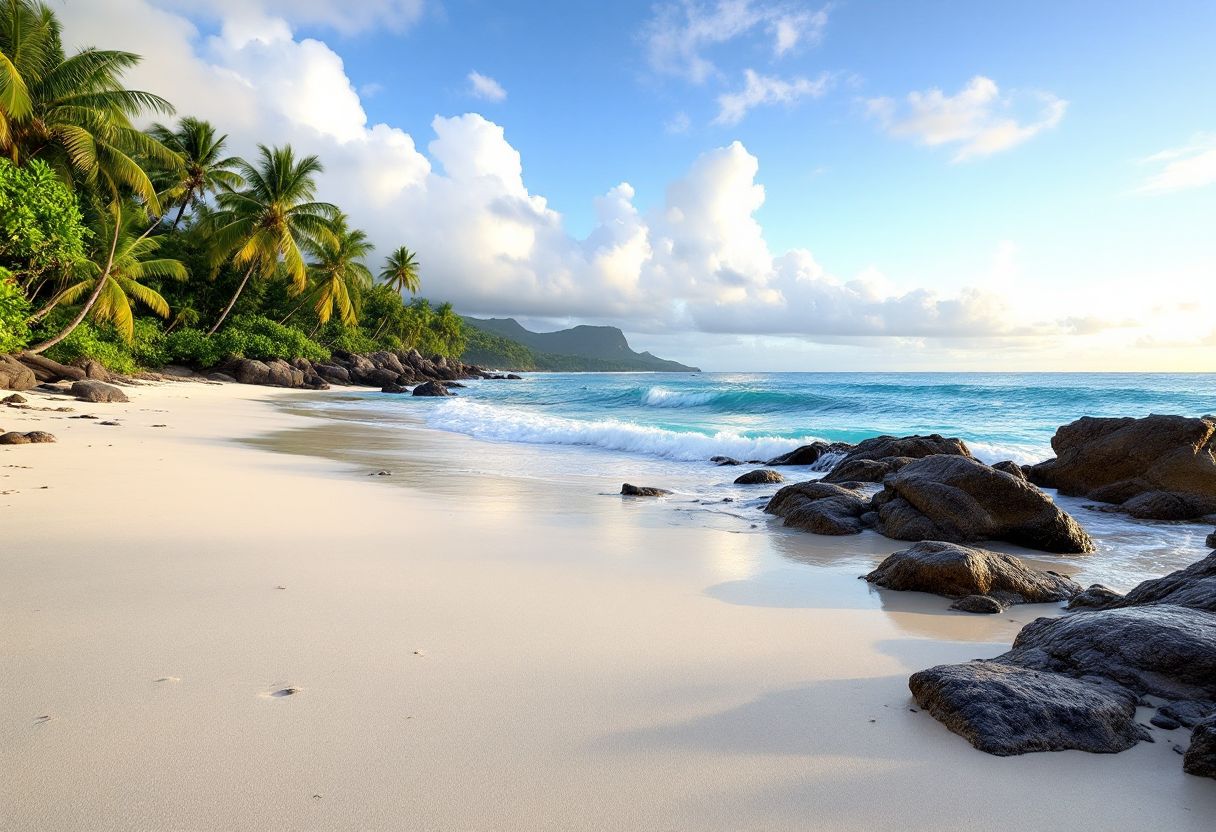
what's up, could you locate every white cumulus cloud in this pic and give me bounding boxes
[714,69,834,125]
[867,76,1067,161]
[1136,133,1216,193]
[645,0,830,84]
[467,71,507,102]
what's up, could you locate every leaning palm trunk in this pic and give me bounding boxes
[25,215,124,355]
[206,261,257,335]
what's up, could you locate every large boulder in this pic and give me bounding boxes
[361,367,400,388]
[822,434,971,484]
[0,431,31,444]
[231,359,269,386]
[314,364,350,384]
[865,541,1082,604]
[70,357,111,381]
[1068,550,1216,614]
[0,355,36,390]
[734,469,785,485]
[264,359,303,388]
[909,661,1147,756]
[765,441,850,467]
[869,455,1094,554]
[368,351,406,375]
[1183,715,1216,780]
[764,481,870,535]
[71,379,129,403]
[1027,415,1216,520]
[411,380,452,397]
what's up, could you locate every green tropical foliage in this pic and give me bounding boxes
[147,116,243,228]
[380,246,420,295]
[0,157,86,279]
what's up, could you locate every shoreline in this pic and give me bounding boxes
[3,381,1214,830]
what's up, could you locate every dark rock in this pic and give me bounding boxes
[734,469,786,485]
[264,359,303,388]
[207,372,237,383]
[822,434,971,484]
[1009,605,1216,702]
[412,381,452,397]
[867,455,1094,554]
[232,359,270,386]
[70,380,129,403]
[289,357,313,373]
[3,393,26,403]
[764,481,870,535]
[865,541,1082,602]
[766,441,851,467]
[301,375,329,390]
[909,661,1148,755]
[1027,415,1216,519]
[0,431,31,444]
[18,353,86,382]
[950,595,1004,614]
[992,460,1027,481]
[1184,715,1216,779]
[1066,584,1125,610]
[0,355,37,390]
[70,357,111,381]
[368,351,406,375]
[382,383,411,394]
[314,364,351,384]
[23,431,55,443]
[1150,713,1181,730]
[1082,550,1216,613]
[506,374,523,380]
[1208,529,1216,548]
[711,456,742,466]
[621,483,672,497]
[361,367,401,388]
[447,381,467,389]
[1159,700,1216,729]
[1120,489,1216,521]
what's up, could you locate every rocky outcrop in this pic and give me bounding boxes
[1027,415,1216,520]
[70,357,111,381]
[869,455,1094,554]
[71,380,128,403]
[1185,716,1216,779]
[865,541,1082,605]
[910,661,1147,756]
[0,355,36,390]
[1064,550,1216,613]
[0,431,30,444]
[1209,529,1216,548]
[17,353,85,383]
[734,469,785,485]
[411,381,452,397]
[822,434,971,484]
[765,441,850,467]
[764,481,870,535]
[1066,584,1124,610]
[621,484,672,497]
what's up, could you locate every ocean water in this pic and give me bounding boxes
[289,372,1216,588]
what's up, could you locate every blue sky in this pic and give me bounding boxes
[62,0,1216,369]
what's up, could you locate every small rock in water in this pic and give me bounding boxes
[621,483,672,497]
[734,469,786,485]
[950,594,1004,615]
[373,470,392,476]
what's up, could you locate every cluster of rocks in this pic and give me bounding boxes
[907,549,1216,779]
[763,435,1094,554]
[0,429,55,444]
[0,353,111,391]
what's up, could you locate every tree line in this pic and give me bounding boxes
[0,0,466,372]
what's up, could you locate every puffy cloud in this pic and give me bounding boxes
[1136,133,1216,193]
[714,69,834,125]
[57,0,1107,347]
[467,72,507,102]
[644,0,830,84]
[867,76,1067,161]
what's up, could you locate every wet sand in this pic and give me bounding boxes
[2,382,1213,831]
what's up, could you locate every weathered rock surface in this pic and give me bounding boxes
[764,481,870,535]
[1159,700,1216,729]
[1183,715,1216,779]
[381,383,411,394]
[909,660,1148,755]
[71,380,129,403]
[621,484,672,497]
[734,469,786,485]
[1027,415,1216,520]
[0,355,37,391]
[1208,529,1216,548]
[1066,584,1125,610]
[0,431,31,444]
[766,441,850,467]
[232,359,269,386]
[1068,551,1216,614]
[950,595,1004,614]
[411,381,452,397]
[992,460,1027,481]
[24,431,55,443]
[866,541,1082,603]
[19,353,85,383]
[822,434,971,484]
[869,455,1094,554]
[3,393,26,403]
[70,357,111,381]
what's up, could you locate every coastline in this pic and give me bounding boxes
[3,382,1214,831]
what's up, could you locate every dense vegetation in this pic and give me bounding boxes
[0,0,464,372]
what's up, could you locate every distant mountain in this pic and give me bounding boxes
[461,317,700,373]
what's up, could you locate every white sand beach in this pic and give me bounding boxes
[3,382,1214,831]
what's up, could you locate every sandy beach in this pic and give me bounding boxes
[3,381,1214,831]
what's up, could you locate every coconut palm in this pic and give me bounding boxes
[307,213,374,330]
[201,144,338,334]
[379,246,420,296]
[0,0,177,209]
[148,116,243,229]
[30,201,185,344]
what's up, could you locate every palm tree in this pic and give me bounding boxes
[29,201,185,345]
[201,144,338,334]
[307,213,374,330]
[380,246,420,295]
[148,116,243,229]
